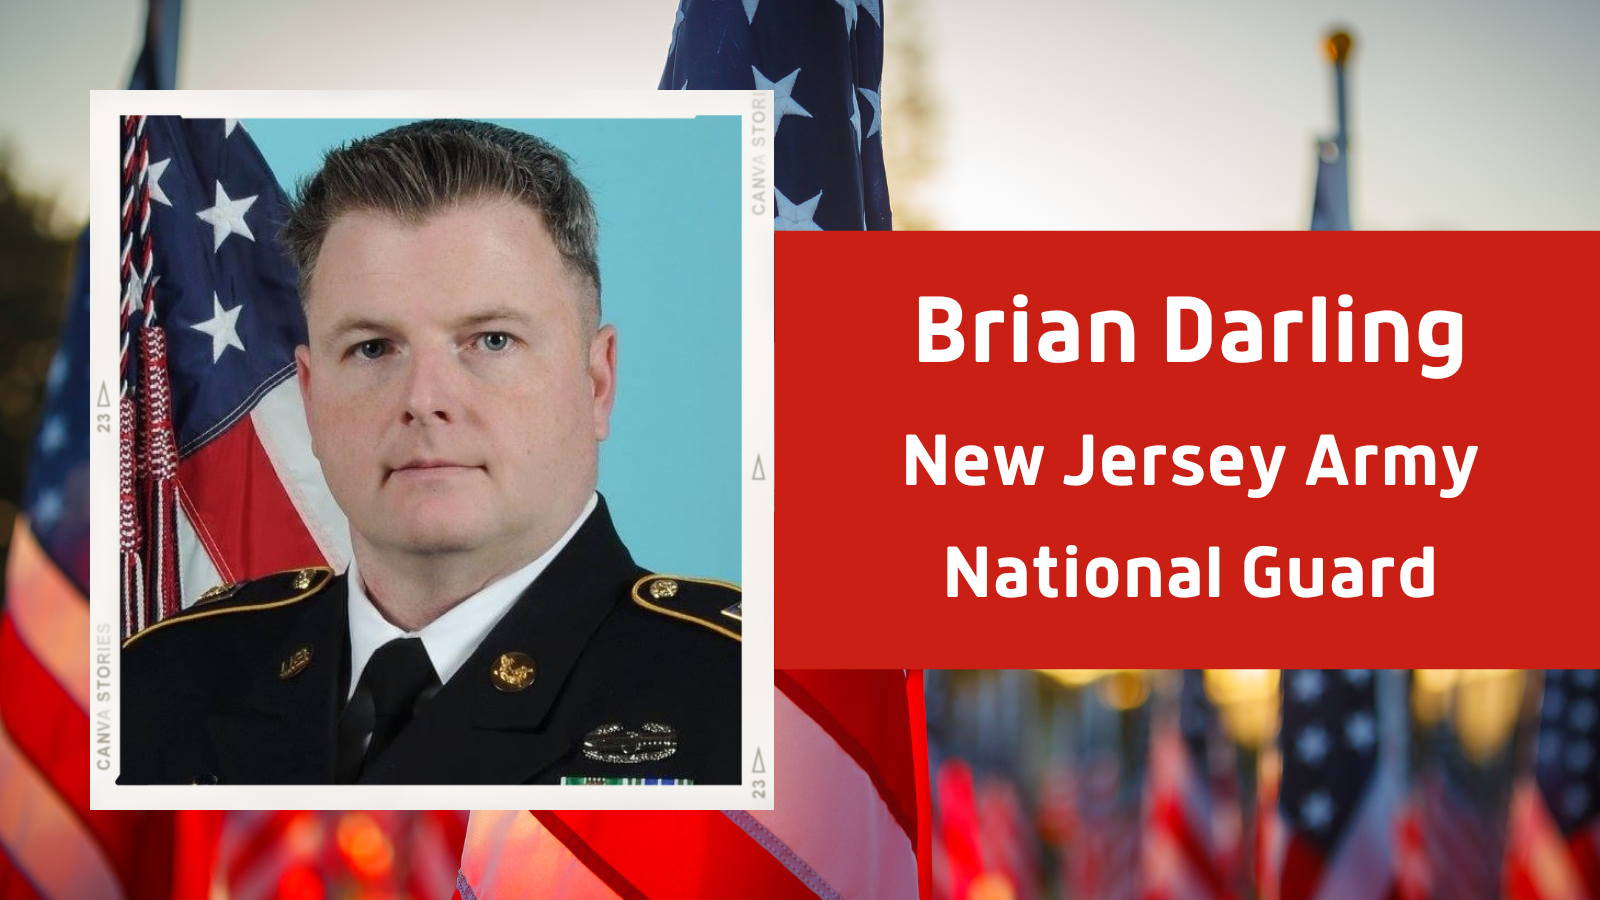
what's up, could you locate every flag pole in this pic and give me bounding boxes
[1328,31,1352,168]
[1310,29,1355,231]
[128,0,183,91]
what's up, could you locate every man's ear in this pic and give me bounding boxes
[590,324,618,442]
[294,344,318,457]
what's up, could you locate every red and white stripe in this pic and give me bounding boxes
[173,378,348,607]
[1504,778,1596,900]
[1143,726,1231,900]
[933,758,986,900]
[1067,758,1142,900]
[215,810,317,900]
[460,671,924,900]
[408,810,471,900]
[7,113,197,898]
[974,780,1043,900]
[0,517,181,900]
[1417,771,1505,900]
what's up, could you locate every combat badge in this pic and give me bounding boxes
[581,722,679,764]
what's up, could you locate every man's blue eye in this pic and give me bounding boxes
[480,333,512,351]
[355,340,387,360]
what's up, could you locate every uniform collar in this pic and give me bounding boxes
[344,492,599,699]
[355,493,643,783]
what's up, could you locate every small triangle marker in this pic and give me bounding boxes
[751,454,766,481]
[752,747,766,774]
[96,382,111,407]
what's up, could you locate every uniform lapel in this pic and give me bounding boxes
[206,579,346,784]
[361,497,640,784]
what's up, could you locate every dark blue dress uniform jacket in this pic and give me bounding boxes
[118,498,741,785]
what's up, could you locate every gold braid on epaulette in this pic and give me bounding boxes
[630,574,742,643]
[121,566,335,650]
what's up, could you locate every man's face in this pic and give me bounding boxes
[295,198,615,569]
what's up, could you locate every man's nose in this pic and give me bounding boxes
[400,344,464,425]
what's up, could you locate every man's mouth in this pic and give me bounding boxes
[387,460,479,480]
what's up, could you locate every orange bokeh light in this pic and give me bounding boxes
[336,812,396,881]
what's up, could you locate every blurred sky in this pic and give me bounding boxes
[2,0,1596,230]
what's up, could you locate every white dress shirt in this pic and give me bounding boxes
[344,492,598,700]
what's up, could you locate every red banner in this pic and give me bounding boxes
[776,232,1600,667]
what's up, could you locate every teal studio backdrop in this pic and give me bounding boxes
[247,116,742,584]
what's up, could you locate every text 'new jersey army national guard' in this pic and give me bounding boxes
[119,120,740,785]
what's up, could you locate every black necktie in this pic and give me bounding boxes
[337,637,439,783]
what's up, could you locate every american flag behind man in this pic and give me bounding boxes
[117,113,346,636]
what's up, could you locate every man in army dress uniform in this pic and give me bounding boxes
[119,120,741,785]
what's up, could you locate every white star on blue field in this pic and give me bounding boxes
[147,157,173,206]
[195,181,257,252]
[858,87,881,139]
[775,189,823,231]
[191,292,247,363]
[752,66,812,135]
[833,0,880,34]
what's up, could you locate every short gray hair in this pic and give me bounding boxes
[281,119,600,321]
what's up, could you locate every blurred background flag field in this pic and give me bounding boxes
[925,670,1595,900]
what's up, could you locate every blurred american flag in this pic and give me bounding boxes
[1,4,192,876]
[660,0,892,232]
[1142,671,1237,900]
[1506,671,1600,900]
[1263,669,1400,900]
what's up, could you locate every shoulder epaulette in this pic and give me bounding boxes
[122,566,335,649]
[631,574,742,642]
